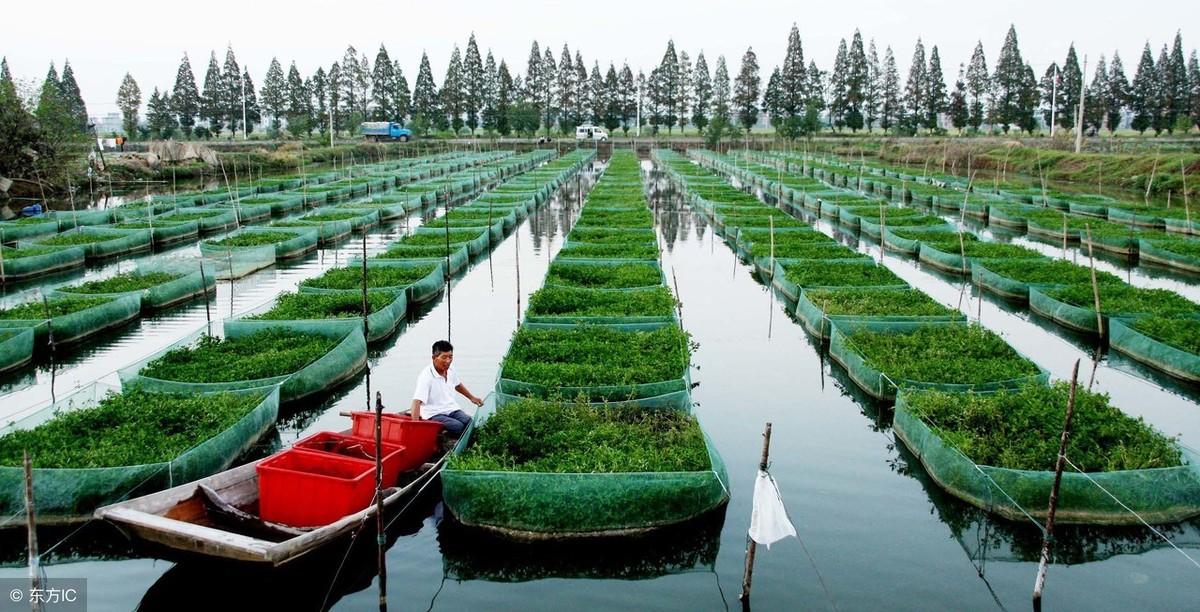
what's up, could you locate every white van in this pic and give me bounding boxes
[575,124,608,141]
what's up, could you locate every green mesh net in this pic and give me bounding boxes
[0,245,87,283]
[244,288,406,344]
[0,217,59,242]
[0,293,142,346]
[1109,318,1200,384]
[0,327,34,375]
[0,383,279,525]
[50,209,112,231]
[1139,239,1200,274]
[26,226,152,261]
[119,319,367,403]
[893,391,1200,525]
[441,402,729,537]
[55,258,216,312]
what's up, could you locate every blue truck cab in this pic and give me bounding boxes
[361,121,413,142]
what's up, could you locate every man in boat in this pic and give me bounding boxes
[410,339,483,436]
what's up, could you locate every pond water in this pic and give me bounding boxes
[1,154,1198,611]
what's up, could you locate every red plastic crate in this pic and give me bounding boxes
[256,449,375,527]
[292,431,408,487]
[349,412,443,471]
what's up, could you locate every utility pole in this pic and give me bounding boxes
[241,72,248,140]
[636,80,642,138]
[329,104,334,148]
[1074,56,1087,154]
[1049,65,1058,138]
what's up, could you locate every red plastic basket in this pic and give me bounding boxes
[256,449,375,527]
[349,412,443,470]
[292,431,408,487]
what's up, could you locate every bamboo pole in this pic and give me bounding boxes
[1032,359,1081,611]
[199,262,212,330]
[1084,224,1104,337]
[24,451,43,612]
[739,422,773,607]
[1145,148,1160,205]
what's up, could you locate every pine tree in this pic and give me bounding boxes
[261,58,287,133]
[764,67,783,131]
[1154,44,1171,133]
[806,61,825,111]
[286,62,309,135]
[220,45,243,136]
[36,63,79,153]
[1189,51,1200,130]
[1165,31,1189,129]
[713,56,731,123]
[781,23,806,118]
[603,63,620,131]
[880,46,901,131]
[646,67,664,134]
[845,30,868,132]
[482,51,500,133]
[965,42,989,131]
[636,70,648,132]
[590,61,606,126]
[552,45,575,134]
[828,39,849,130]
[411,52,439,134]
[618,63,636,134]
[676,50,692,133]
[524,41,542,111]
[171,54,200,137]
[1017,63,1040,134]
[241,69,260,135]
[692,52,712,133]
[865,40,881,131]
[992,26,1029,133]
[1059,45,1082,129]
[371,45,395,121]
[58,60,88,131]
[1130,44,1157,134]
[311,67,328,137]
[1,57,42,178]
[339,46,363,126]
[463,34,485,134]
[1038,63,1061,129]
[496,60,513,136]
[949,66,968,133]
[924,46,946,130]
[442,46,464,133]
[1106,52,1130,133]
[540,48,558,136]
[147,87,178,138]
[655,41,680,134]
[116,72,141,137]
[573,52,588,129]
[904,39,927,131]
[392,61,411,124]
[1084,56,1109,134]
[327,62,343,134]
[200,52,223,136]
[733,47,761,133]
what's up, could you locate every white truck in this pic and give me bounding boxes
[575,124,608,142]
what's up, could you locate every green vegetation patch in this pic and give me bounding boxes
[452,399,708,473]
[503,325,690,388]
[206,231,299,248]
[528,286,676,318]
[1129,316,1200,354]
[37,232,123,246]
[1043,284,1199,317]
[63,271,182,294]
[844,323,1041,385]
[301,264,438,290]
[805,288,955,317]
[922,239,1043,259]
[567,228,658,244]
[975,258,1122,286]
[0,245,64,259]
[905,383,1181,472]
[139,328,339,383]
[247,291,396,320]
[0,389,262,469]
[545,262,661,289]
[559,242,659,259]
[0,296,111,320]
[396,230,483,246]
[781,260,902,288]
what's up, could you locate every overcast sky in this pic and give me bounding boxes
[4,0,1196,116]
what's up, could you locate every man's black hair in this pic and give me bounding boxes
[432,340,454,356]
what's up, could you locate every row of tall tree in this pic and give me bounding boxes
[0,58,90,184]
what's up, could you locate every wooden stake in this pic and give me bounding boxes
[1084,224,1104,337]
[199,262,212,330]
[1032,359,1080,612]
[740,422,774,607]
[24,450,43,612]
[1145,148,1160,205]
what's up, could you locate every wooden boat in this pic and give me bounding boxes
[95,418,463,567]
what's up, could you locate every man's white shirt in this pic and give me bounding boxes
[412,364,462,417]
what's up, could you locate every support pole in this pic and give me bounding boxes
[1032,360,1080,612]
[1074,56,1087,154]
[740,422,773,608]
